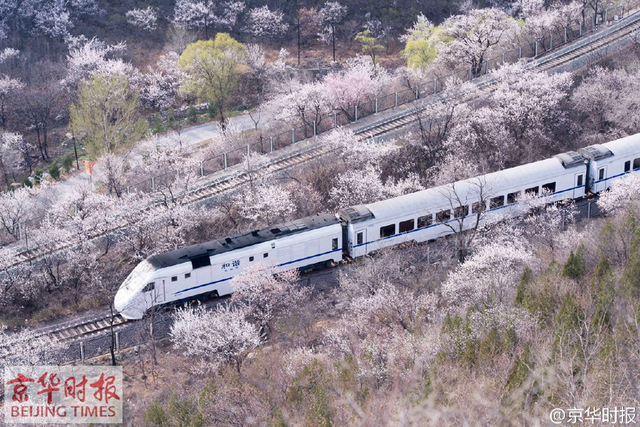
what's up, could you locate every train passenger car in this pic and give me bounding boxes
[338,151,588,257]
[115,213,342,319]
[580,134,640,194]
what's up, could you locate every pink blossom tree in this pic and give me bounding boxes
[323,55,391,121]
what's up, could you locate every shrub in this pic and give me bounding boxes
[49,162,60,180]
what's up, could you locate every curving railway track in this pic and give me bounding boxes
[2,9,639,272]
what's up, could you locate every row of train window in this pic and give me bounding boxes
[379,181,557,239]
[624,159,640,173]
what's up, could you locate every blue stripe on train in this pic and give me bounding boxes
[173,248,342,296]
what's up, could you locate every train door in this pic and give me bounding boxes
[352,228,367,257]
[574,172,585,199]
[596,166,607,192]
[154,279,166,305]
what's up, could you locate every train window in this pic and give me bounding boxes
[399,219,415,233]
[357,232,363,245]
[472,201,485,214]
[185,273,191,279]
[171,276,177,282]
[507,191,520,205]
[634,158,640,170]
[453,206,467,219]
[577,175,583,186]
[525,186,539,196]
[542,182,556,194]
[380,224,396,238]
[436,210,451,223]
[625,161,631,173]
[598,168,605,181]
[191,255,211,269]
[249,256,254,262]
[417,215,432,228]
[490,196,504,209]
[332,238,338,250]
[143,282,154,292]
[263,253,268,258]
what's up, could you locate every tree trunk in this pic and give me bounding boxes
[332,24,336,63]
[297,17,301,66]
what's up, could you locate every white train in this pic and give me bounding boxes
[115,134,640,319]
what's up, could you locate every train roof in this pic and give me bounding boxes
[361,155,575,221]
[600,133,640,159]
[148,212,340,268]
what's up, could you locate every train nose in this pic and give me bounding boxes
[114,288,143,320]
[113,288,128,314]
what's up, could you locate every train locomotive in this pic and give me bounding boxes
[115,133,640,319]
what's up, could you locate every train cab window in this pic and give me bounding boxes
[143,282,155,293]
[490,196,504,209]
[357,232,363,245]
[417,215,432,228]
[171,276,177,282]
[625,161,631,173]
[263,253,268,258]
[472,201,485,214]
[249,256,254,262]
[453,205,467,219]
[380,224,396,238]
[399,219,415,233]
[634,158,640,170]
[507,191,520,205]
[577,175,584,186]
[185,273,191,279]
[542,182,556,194]
[332,238,338,250]
[525,186,539,197]
[191,255,211,269]
[598,168,605,181]
[436,210,451,223]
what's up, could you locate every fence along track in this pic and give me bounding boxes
[3,10,640,271]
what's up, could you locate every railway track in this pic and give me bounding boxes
[2,10,639,271]
[43,313,129,343]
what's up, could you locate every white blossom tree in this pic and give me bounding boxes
[0,75,24,129]
[0,132,31,186]
[245,6,288,39]
[235,180,296,226]
[597,173,640,214]
[437,8,517,77]
[442,239,531,309]
[0,326,64,399]
[137,52,184,111]
[126,6,158,31]
[231,263,309,337]
[170,303,262,373]
[0,186,43,242]
[266,82,332,138]
[328,164,422,209]
[320,1,347,62]
[572,66,640,134]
